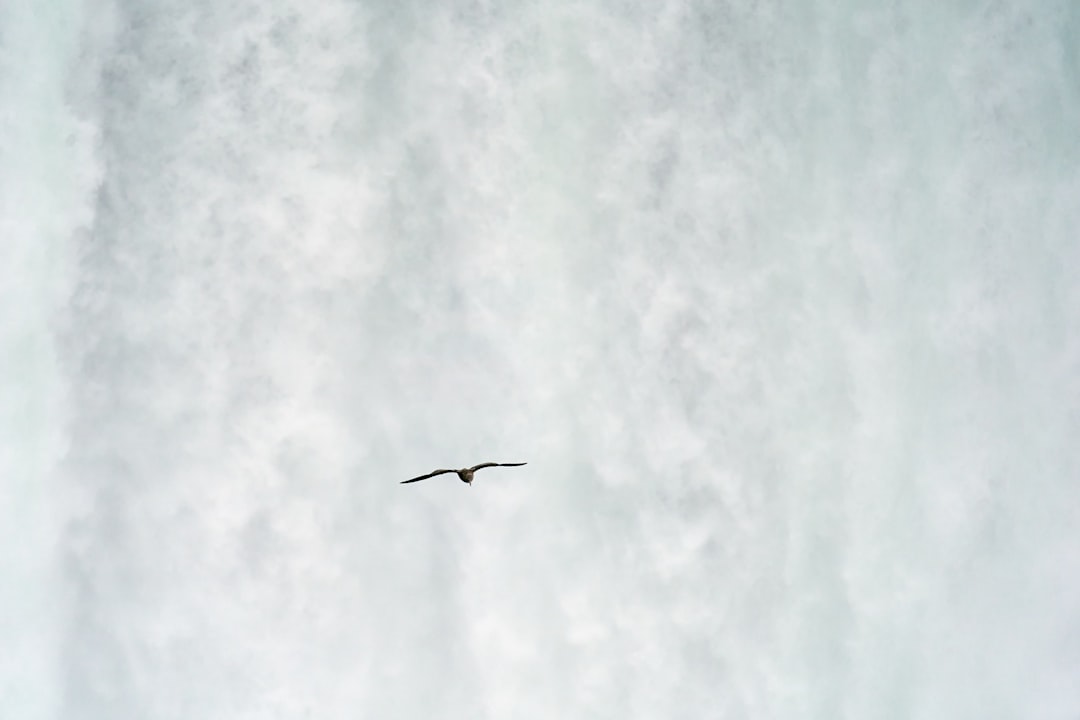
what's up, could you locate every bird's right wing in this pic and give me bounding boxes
[469,462,527,472]
[401,469,455,484]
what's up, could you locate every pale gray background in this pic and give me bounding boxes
[3,0,1079,718]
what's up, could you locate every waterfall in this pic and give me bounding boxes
[3,1,1078,717]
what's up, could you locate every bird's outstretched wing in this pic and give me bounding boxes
[469,462,528,472]
[401,469,456,484]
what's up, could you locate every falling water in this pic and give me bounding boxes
[3,1,1079,718]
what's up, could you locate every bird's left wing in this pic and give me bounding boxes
[401,469,455,484]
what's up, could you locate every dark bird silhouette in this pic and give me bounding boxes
[402,462,527,486]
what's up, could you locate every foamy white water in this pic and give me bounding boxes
[3,1,1079,718]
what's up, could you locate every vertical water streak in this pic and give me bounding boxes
[0,0,103,716]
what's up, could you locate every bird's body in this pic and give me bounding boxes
[402,462,527,486]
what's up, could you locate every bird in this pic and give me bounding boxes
[401,462,527,486]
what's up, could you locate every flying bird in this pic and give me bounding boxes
[401,462,527,486]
